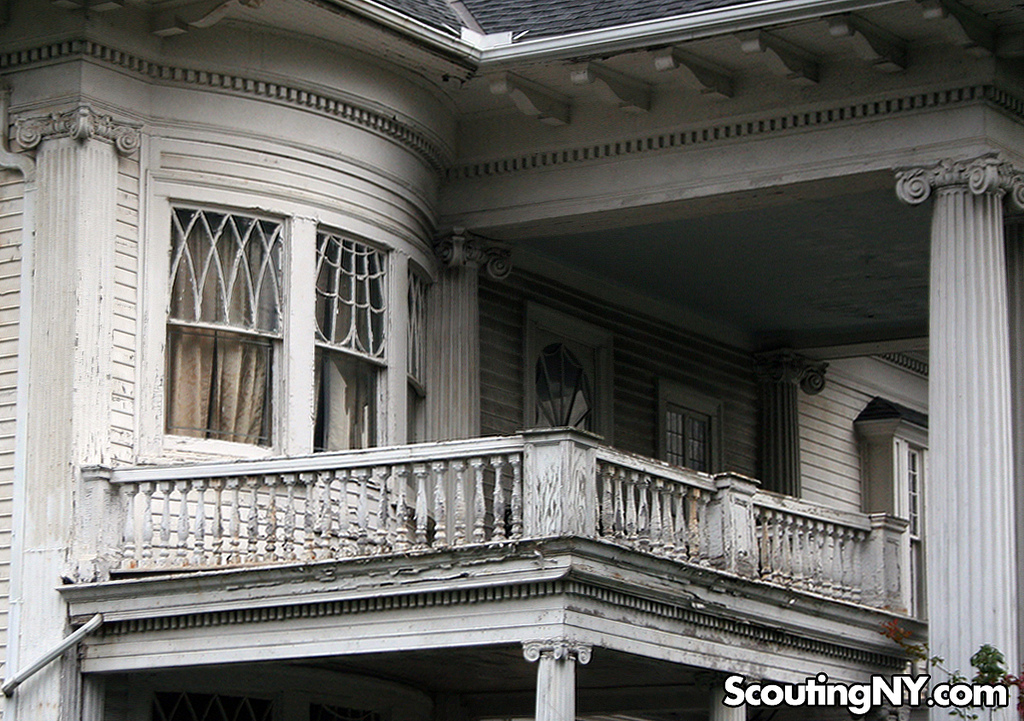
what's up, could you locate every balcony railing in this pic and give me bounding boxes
[77,428,910,613]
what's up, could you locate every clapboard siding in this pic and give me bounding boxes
[111,154,139,463]
[798,368,877,513]
[0,170,22,664]
[479,271,758,476]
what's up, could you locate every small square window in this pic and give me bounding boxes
[658,379,722,473]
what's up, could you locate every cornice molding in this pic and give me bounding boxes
[895,152,1024,210]
[876,351,928,377]
[434,227,512,279]
[448,84,1024,182]
[13,104,142,155]
[90,576,905,669]
[0,39,451,173]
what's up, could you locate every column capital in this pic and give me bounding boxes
[434,227,512,280]
[13,105,141,156]
[522,639,593,665]
[895,153,1024,210]
[753,349,827,395]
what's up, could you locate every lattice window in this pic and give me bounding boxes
[166,208,284,446]
[309,703,384,721]
[315,231,387,360]
[152,692,273,721]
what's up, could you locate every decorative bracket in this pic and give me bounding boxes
[917,0,995,57]
[434,228,511,280]
[570,63,650,112]
[826,14,907,72]
[522,639,592,665]
[895,153,1024,212]
[651,47,734,98]
[754,350,828,395]
[737,30,819,85]
[489,73,570,126]
[151,0,263,37]
[13,105,141,156]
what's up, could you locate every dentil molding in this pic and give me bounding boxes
[14,105,141,156]
[895,153,1024,210]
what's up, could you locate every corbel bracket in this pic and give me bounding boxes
[737,30,819,85]
[651,47,734,98]
[489,73,570,126]
[826,14,907,72]
[570,63,650,112]
[151,0,262,37]
[916,0,995,57]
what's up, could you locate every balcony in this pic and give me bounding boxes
[76,428,911,615]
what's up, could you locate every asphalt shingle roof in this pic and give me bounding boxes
[374,0,465,34]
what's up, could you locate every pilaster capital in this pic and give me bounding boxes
[434,227,512,280]
[753,349,827,395]
[895,153,1024,210]
[522,639,592,665]
[13,105,141,156]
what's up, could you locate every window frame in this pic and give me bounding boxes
[523,303,613,443]
[657,378,723,473]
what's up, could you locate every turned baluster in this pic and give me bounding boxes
[649,478,663,552]
[246,477,261,563]
[612,467,626,540]
[688,488,704,562]
[671,486,686,560]
[432,461,448,547]
[413,463,428,548]
[393,465,411,552]
[264,475,279,562]
[625,472,638,542]
[509,455,523,540]
[315,470,332,558]
[598,463,613,537]
[140,482,154,565]
[208,479,224,565]
[191,479,207,566]
[157,480,173,564]
[451,459,467,545]
[174,480,190,565]
[301,472,317,561]
[118,484,136,569]
[490,456,507,541]
[375,466,391,552]
[335,469,354,555]
[226,477,242,564]
[470,458,486,544]
[282,474,297,561]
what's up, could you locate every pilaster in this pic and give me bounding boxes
[754,350,827,496]
[896,153,1024,695]
[522,639,592,721]
[427,229,510,441]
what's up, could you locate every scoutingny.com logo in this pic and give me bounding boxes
[720,673,1011,716]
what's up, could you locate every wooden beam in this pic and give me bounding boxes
[570,62,651,112]
[652,47,734,98]
[917,0,995,57]
[736,30,818,85]
[489,73,570,126]
[826,13,907,72]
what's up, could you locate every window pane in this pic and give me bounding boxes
[165,326,273,445]
[665,402,711,472]
[314,348,376,452]
[316,232,387,359]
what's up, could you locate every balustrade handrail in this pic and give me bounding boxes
[108,435,528,484]
[594,445,717,493]
[752,489,872,532]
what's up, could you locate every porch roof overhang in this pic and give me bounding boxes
[62,537,917,681]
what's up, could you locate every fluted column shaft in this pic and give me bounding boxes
[897,155,1023,702]
[1007,218,1024,668]
[522,640,591,721]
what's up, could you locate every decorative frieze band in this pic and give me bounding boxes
[14,105,141,156]
[754,349,828,395]
[895,153,1024,210]
[522,639,593,665]
[434,228,512,280]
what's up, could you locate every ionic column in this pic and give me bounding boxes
[1007,217,1024,668]
[710,683,746,721]
[427,229,510,441]
[896,154,1024,689]
[522,639,592,721]
[754,350,827,496]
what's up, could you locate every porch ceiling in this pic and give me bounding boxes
[506,173,932,350]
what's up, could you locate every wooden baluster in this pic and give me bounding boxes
[598,463,613,538]
[264,475,279,562]
[451,459,467,545]
[613,468,626,540]
[432,461,448,547]
[354,467,370,554]
[302,472,316,561]
[811,521,825,594]
[375,466,391,552]
[157,480,172,564]
[509,454,523,540]
[334,469,353,555]
[689,488,704,562]
[282,474,297,561]
[174,480,190,565]
[821,522,836,595]
[470,458,487,544]
[413,463,429,548]
[119,484,136,570]
[246,477,260,563]
[490,456,507,541]
[671,486,686,560]
[625,471,638,542]
[393,465,411,552]
[638,475,652,548]
[226,477,241,564]
[315,470,332,558]
[209,479,224,565]
[849,529,864,601]
[191,479,207,566]
[140,482,154,566]
[649,478,663,552]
